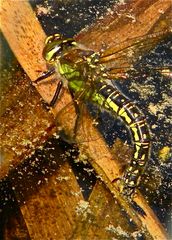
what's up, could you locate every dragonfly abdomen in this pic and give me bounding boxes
[95,82,151,196]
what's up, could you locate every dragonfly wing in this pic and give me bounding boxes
[99,31,171,78]
[55,91,102,145]
[75,103,103,144]
[55,97,77,144]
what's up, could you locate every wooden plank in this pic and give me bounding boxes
[0,0,171,239]
[0,76,56,179]
[72,181,152,239]
[0,0,58,179]
[2,142,84,240]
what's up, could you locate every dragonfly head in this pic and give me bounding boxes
[43,33,77,64]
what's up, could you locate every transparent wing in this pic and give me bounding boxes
[98,30,171,78]
[55,90,102,145]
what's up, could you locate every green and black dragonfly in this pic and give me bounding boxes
[35,31,171,199]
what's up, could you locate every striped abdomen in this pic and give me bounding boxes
[95,82,151,197]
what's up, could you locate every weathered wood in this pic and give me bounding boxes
[9,154,84,240]
[72,181,152,239]
[0,77,56,179]
[0,0,171,239]
[0,0,58,179]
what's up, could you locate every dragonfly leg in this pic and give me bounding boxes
[49,80,63,107]
[72,101,81,140]
[34,68,63,107]
[34,68,56,84]
[69,90,86,141]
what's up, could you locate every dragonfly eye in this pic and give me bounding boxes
[43,35,77,63]
[45,33,62,45]
[43,44,62,63]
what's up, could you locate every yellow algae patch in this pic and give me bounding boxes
[158,146,171,162]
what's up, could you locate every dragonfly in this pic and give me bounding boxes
[34,31,171,199]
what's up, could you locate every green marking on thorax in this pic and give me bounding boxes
[92,91,106,106]
[58,61,107,106]
[58,62,82,91]
[58,63,80,78]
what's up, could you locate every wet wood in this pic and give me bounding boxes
[10,159,83,239]
[1,143,84,240]
[0,0,171,239]
[0,77,56,179]
[0,0,57,179]
[72,181,152,239]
